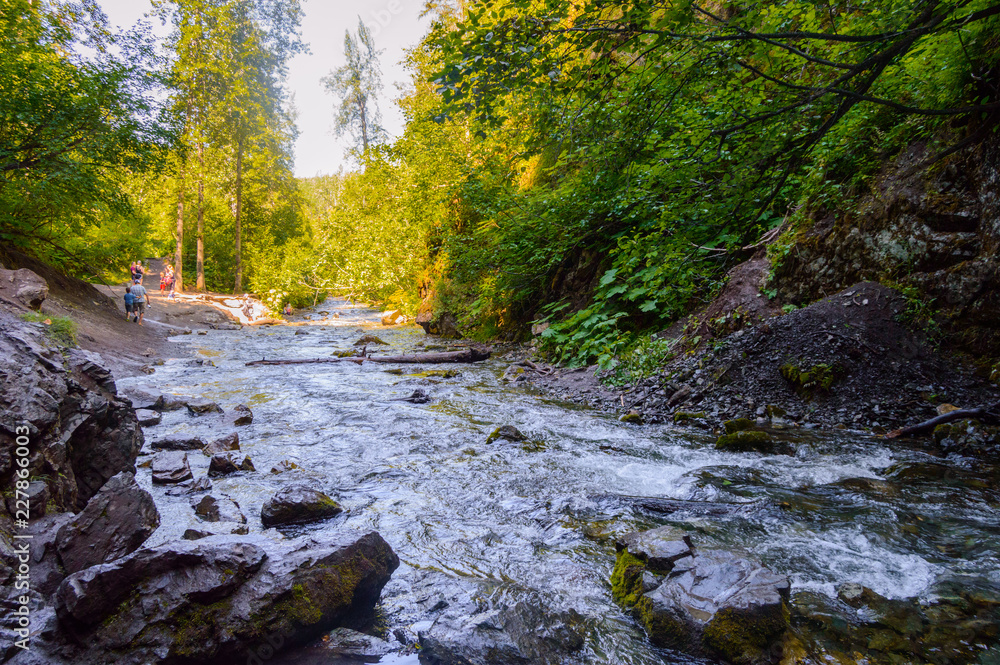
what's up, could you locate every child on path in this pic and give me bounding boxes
[123,285,135,321]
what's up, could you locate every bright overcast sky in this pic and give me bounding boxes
[98,0,433,177]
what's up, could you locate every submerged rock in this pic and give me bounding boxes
[612,528,789,664]
[151,452,193,485]
[48,532,399,664]
[715,430,776,454]
[486,425,527,444]
[191,494,246,526]
[261,485,343,527]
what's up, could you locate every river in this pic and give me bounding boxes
[121,298,1000,665]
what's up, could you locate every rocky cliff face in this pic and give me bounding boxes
[0,308,143,529]
[774,135,1000,359]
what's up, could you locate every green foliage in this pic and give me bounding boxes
[0,0,175,275]
[21,312,77,347]
[409,0,1000,365]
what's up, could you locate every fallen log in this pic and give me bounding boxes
[246,348,490,367]
[885,400,1000,439]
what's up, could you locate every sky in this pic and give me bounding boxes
[98,0,433,177]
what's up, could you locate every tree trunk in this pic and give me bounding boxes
[360,97,369,154]
[234,134,243,294]
[174,167,184,294]
[196,139,205,291]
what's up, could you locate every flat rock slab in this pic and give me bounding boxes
[50,532,399,664]
[135,409,161,427]
[151,436,206,451]
[617,526,693,573]
[261,485,343,527]
[151,452,193,485]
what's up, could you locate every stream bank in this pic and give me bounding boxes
[2,262,999,665]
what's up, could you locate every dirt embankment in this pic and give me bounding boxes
[0,251,248,379]
[527,282,1000,435]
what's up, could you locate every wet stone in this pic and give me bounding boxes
[486,425,527,444]
[232,403,253,426]
[135,409,161,427]
[191,494,246,524]
[151,452,193,485]
[208,454,240,477]
[203,432,240,456]
[164,476,212,496]
[151,435,205,451]
[616,526,693,573]
[261,484,343,527]
[239,456,255,472]
[187,399,223,415]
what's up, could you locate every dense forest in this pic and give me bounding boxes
[2,0,999,371]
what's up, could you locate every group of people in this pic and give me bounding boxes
[123,260,177,325]
[160,264,176,297]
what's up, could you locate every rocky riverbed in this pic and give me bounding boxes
[2,266,1000,665]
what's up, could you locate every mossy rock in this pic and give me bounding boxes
[702,604,790,665]
[620,410,643,424]
[674,411,707,423]
[353,334,387,346]
[610,549,648,607]
[331,350,360,358]
[486,425,527,444]
[716,430,775,453]
[779,361,843,396]
[724,418,755,434]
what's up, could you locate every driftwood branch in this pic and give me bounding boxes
[885,400,1000,439]
[246,348,491,367]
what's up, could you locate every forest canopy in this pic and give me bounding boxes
[1,0,997,359]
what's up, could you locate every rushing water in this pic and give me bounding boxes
[121,299,1000,665]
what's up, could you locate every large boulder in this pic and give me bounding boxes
[56,472,159,575]
[49,532,399,664]
[0,267,49,310]
[203,432,240,456]
[261,485,343,527]
[612,528,790,664]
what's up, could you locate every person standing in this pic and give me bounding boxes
[135,261,145,285]
[130,279,150,325]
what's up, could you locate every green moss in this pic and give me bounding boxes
[779,360,843,396]
[610,549,647,608]
[702,604,789,665]
[620,411,643,424]
[673,411,706,423]
[635,595,688,648]
[20,312,77,347]
[716,430,774,453]
[723,418,755,434]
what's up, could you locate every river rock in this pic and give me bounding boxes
[151,452,193,484]
[261,485,343,527]
[49,532,399,664]
[151,435,206,451]
[239,456,256,472]
[187,399,223,415]
[203,432,240,455]
[486,425,527,444]
[164,476,212,496]
[208,453,240,476]
[715,430,777,454]
[135,409,161,426]
[612,529,789,664]
[191,494,246,525]
[381,309,405,326]
[56,472,159,575]
[121,387,164,410]
[232,403,254,426]
[159,395,191,411]
[417,585,587,665]
[0,309,142,521]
